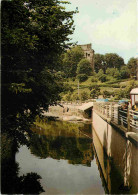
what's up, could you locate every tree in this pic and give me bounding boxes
[104,53,124,69]
[2,0,76,144]
[62,46,84,78]
[94,54,104,73]
[89,85,100,99]
[98,74,107,82]
[77,74,88,82]
[127,57,137,78]
[102,90,111,98]
[97,69,104,77]
[120,66,130,79]
[77,58,92,75]
[81,91,89,101]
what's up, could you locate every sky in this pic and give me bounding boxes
[65,0,137,63]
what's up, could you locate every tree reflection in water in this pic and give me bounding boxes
[1,133,44,194]
[2,120,94,194]
[30,121,94,166]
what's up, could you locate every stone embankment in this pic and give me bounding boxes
[43,103,92,122]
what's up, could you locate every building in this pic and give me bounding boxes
[79,43,95,71]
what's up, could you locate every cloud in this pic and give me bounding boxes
[70,0,137,62]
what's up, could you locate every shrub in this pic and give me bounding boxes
[102,90,111,98]
[77,58,92,75]
[89,84,100,99]
[77,74,88,82]
[98,74,107,82]
[97,69,104,77]
[91,77,98,82]
[120,66,130,79]
[81,91,89,101]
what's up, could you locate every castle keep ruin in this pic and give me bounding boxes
[79,43,95,71]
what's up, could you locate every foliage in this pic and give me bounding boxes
[71,93,80,101]
[115,81,137,99]
[94,53,124,73]
[63,83,74,93]
[98,74,107,82]
[127,57,137,78]
[97,69,104,77]
[77,58,92,75]
[77,74,88,82]
[120,66,130,79]
[94,54,104,73]
[114,69,121,80]
[104,53,124,69]
[1,0,76,144]
[81,91,89,101]
[89,85,100,99]
[102,90,111,98]
[62,46,84,78]
[91,76,98,82]
[65,92,72,101]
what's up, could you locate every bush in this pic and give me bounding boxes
[102,90,111,98]
[91,77,98,82]
[63,83,74,93]
[98,74,107,82]
[77,74,88,82]
[81,91,89,101]
[71,93,80,101]
[65,92,72,101]
[77,58,92,75]
[97,69,104,77]
[120,66,130,79]
[89,84,100,99]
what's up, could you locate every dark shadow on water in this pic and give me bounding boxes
[1,133,45,194]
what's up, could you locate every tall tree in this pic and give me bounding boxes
[127,57,137,78]
[94,54,104,73]
[62,46,84,77]
[104,53,124,70]
[77,58,92,75]
[2,0,76,144]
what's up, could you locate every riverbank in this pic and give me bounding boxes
[43,103,92,122]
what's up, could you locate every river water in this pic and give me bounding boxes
[15,120,138,194]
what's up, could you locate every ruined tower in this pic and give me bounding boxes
[79,43,95,71]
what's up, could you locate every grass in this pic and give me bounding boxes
[61,76,136,100]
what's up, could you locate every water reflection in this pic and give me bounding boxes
[30,121,94,166]
[1,134,44,194]
[92,125,138,194]
[4,118,137,194]
[16,121,105,194]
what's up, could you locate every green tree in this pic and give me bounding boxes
[120,66,130,79]
[77,58,92,75]
[62,46,84,78]
[98,74,107,82]
[89,85,100,99]
[94,54,104,73]
[77,74,88,82]
[81,91,89,101]
[97,69,104,77]
[104,53,124,69]
[102,90,111,98]
[2,0,76,144]
[127,57,137,78]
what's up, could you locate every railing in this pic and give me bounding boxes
[93,102,138,133]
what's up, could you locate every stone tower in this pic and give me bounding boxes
[79,43,95,71]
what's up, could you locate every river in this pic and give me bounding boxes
[3,119,137,194]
